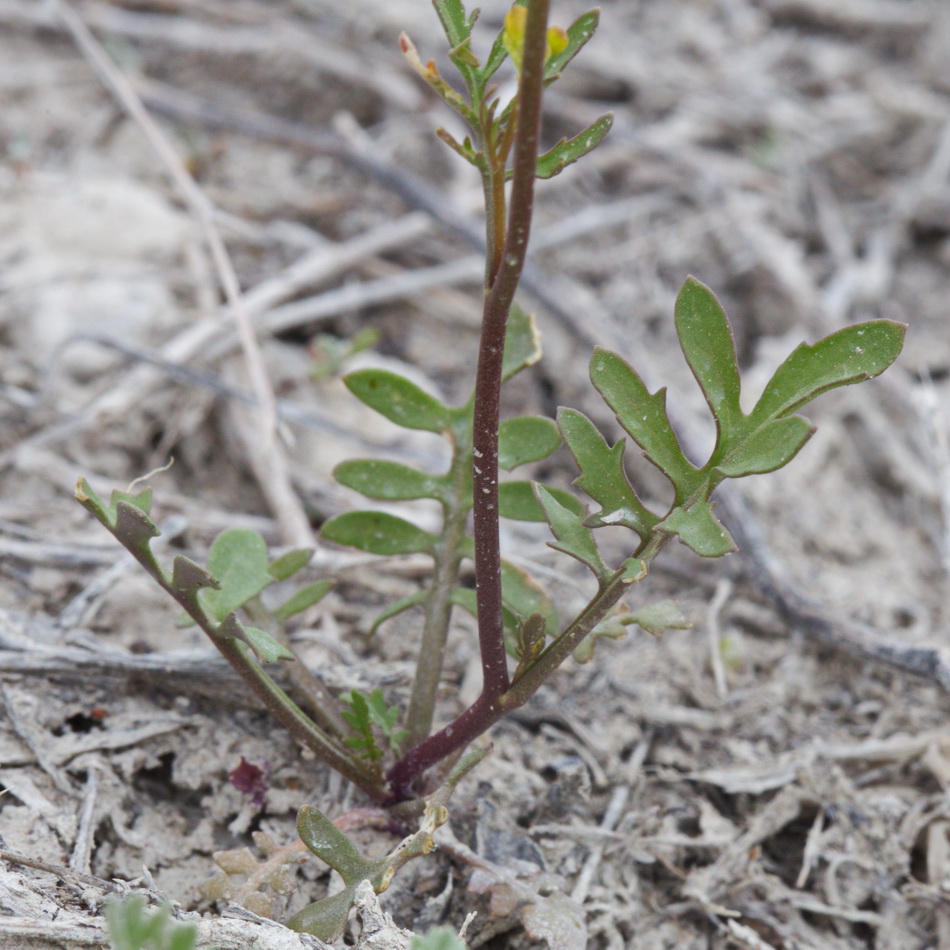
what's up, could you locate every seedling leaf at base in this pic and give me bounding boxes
[289,752,485,941]
[273,579,334,623]
[105,895,198,950]
[411,926,467,950]
[268,547,313,581]
[201,528,271,622]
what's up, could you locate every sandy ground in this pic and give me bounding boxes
[1,1,949,947]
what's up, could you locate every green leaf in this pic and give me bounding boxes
[322,511,436,556]
[450,586,523,655]
[623,599,691,637]
[365,688,406,750]
[534,483,609,582]
[557,408,657,538]
[501,558,558,635]
[243,626,294,663]
[749,320,906,425]
[343,689,385,763]
[502,302,542,382]
[268,547,313,581]
[75,478,153,528]
[674,277,743,437]
[114,500,161,549]
[620,557,648,583]
[287,889,355,944]
[344,368,451,433]
[200,529,272,623]
[105,896,198,950]
[273,579,334,623]
[167,925,198,950]
[342,688,406,755]
[289,765,470,941]
[436,128,482,168]
[498,481,583,522]
[171,556,218,594]
[658,501,736,557]
[411,926,468,950]
[498,416,561,470]
[296,805,375,882]
[545,9,600,80]
[482,28,511,83]
[536,113,613,179]
[432,0,476,46]
[334,459,447,502]
[590,347,702,502]
[715,415,814,478]
[369,590,428,635]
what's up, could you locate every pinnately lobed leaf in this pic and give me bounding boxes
[533,483,609,581]
[557,407,657,539]
[574,278,904,558]
[590,348,703,502]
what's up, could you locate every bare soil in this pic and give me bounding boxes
[1,1,949,948]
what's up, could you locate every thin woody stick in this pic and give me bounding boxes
[54,0,311,546]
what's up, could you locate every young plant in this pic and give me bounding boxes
[76,0,905,937]
[106,895,206,950]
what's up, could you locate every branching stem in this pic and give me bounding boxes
[387,534,669,799]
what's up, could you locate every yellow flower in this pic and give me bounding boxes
[502,5,569,73]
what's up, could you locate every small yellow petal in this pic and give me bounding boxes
[502,5,527,72]
[546,25,569,60]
